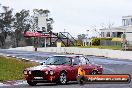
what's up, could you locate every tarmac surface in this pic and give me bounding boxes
[0,49,132,88]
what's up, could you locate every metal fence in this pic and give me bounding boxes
[100,40,132,51]
[100,40,121,46]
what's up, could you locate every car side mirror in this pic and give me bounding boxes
[40,61,46,65]
[40,63,43,65]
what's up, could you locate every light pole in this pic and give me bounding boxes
[64,29,66,32]
[122,30,127,51]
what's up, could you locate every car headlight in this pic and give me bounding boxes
[45,71,48,75]
[23,70,28,75]
[28,71,32,74]
[100,65,103,68]
[49,70,54,75]
[98,65,103,68]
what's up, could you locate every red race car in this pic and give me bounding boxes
[23,55,103,86]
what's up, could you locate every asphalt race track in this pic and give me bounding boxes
[0,49,132,88]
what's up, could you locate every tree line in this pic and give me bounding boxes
[0,4,53,48]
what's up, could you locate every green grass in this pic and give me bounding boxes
[0,56,38,81]
[78,46,122,50]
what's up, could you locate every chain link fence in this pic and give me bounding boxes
[100,40,132,50]
[100,40,121,46]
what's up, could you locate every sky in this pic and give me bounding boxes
[0,0,132,37]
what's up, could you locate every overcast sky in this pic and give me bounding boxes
[0,0,132,37]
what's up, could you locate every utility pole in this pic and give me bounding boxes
[86,30,89,46]
[64,29,66,32]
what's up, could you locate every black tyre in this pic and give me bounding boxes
[57,71,67,85]
[91,70,98,75]
[27,80,37,86]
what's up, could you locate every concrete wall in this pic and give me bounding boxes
[8,46,132,60]
[8,46,34,51]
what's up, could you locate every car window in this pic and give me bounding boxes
[72,58,80,65]
[79,56,87,65]
[64,57,72,65]
[45,56,71,65]
[85,58,90,64]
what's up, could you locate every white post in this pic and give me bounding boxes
[45,38,46,47]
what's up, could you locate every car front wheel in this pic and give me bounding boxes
[27,80,37,86]
[57,72,67,85]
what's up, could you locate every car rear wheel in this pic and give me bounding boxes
[27,80,37,86]
[57,72,67,85]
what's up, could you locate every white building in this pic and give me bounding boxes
[100,15,132,44]
[82,38,92,46]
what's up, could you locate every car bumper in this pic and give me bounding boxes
[24,75,58,82]
[98,68,103,74]
[30,79,57,83]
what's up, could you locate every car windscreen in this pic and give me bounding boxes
[44,56,71,65]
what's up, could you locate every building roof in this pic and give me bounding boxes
[122,15,132,19]
[100,26,125,32]
[53,54,84,57]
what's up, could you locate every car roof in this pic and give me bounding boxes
[53,54,84,57]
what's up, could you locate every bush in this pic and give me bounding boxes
[92,38,112,46]
[92,38,100,46]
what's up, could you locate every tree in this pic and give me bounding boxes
[0,5,14,48]
[31,9,54,32]
[77,34,86,45]
[13,9,30,47]
[78,34,86,40]
[47,18,54,32]
[29,9,54,47]
[0,33,5,47]
[0,4,54,48]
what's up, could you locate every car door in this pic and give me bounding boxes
[69,57,80,80]
[79,56,93,75]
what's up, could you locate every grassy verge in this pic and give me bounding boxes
[78,46,122,50]
[0,56,39,81]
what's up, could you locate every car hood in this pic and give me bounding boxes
[26,65,63,71]
[91,63,102,68]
